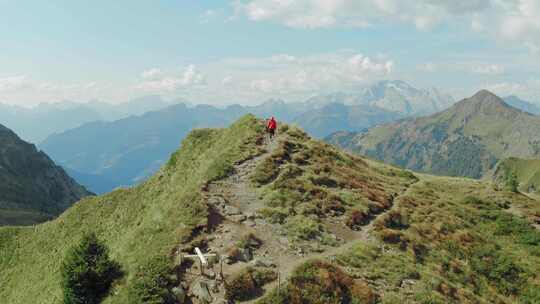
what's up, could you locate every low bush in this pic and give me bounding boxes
[128,255,176,304]
[225,267,277,301]
[285,215,322,241]
[61,232,122,304]
[346,209,369,228]
[259,207,289,224]
[286,260,377,304]
[470,244,527,295]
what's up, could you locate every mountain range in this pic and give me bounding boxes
[0,123,91,225]
[39,80,453,193]
[327,90,540,179]
[0,95,180,143]
[1,116,538,303]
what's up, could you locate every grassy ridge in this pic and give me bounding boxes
[0,115,264,304]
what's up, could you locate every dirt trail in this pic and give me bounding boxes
[192,132,419,303]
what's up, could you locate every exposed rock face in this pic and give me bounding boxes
[0,123,92,225]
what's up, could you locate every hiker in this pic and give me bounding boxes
[266,116,277,139]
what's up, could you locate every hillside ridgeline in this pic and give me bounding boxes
[0,115,538,304]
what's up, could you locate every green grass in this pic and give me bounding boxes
[252,125,416,248]
[2,115,540,304]
[335,174,540,303]
[493,157,540,193]
[0,115,264,304]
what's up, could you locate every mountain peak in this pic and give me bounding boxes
[471,89,500,101]
[456,89,510,112]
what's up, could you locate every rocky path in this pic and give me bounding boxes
[186,133,419,303]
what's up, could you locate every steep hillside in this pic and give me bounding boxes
[492,157,540,194]
[0,123,91,226]
[328,90,540,179]
[1,116,538,304]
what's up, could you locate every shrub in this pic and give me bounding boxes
[259,207,289,224]
[505,171,519,193]
[285,215,322,241]
[225,267,276,301]
[520,284,540,304]
[470,244,526,295]
[379,229,403,244]
[382,210,409,230]
[346,209,369,228]
[287,260,377,304]
[237,233,263,250]
[61,232,122,304]
[128,255,176,304]
[493,213,540,246]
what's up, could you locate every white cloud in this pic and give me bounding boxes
[217,51,394,101]
[181,64,206,86]
[141,68,162,79]
[0,76,30,92]
[233,0,490,30]
[417,62,505,76]
[471,64,505,75]
[135,64,206,92]
[233,0,540,53]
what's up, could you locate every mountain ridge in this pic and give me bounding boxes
[1,115,538,303]
[327,90,540,179]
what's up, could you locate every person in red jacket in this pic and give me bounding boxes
[266,116,277,139]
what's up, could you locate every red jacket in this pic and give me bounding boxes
[267,118,277,130]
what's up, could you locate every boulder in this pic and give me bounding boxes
[190,279,212,304]
[228,214,247,223]
[224,205,240,216]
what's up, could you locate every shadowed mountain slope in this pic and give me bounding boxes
[0,123,91,226]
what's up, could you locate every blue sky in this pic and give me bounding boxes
[0,0,539,106]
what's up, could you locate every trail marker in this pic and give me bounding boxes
[183,247,218,275]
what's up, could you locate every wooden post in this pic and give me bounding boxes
[182,248,217,277]
[277,256,281,296]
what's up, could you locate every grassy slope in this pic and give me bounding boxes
[493,158,540,194]
[251,125,539,303]
[257,169,540,303]
[1,115,539,304]
[0,115,264,304]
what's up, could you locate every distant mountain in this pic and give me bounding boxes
[0,95,179,143]
[292,103,402,138]
[38,81,453,192]
[327,90,540,178]
[0,123,91,226]
[305,80,455,116]
[40,103,248,193]
[504,95,540,115]
[39,100,407,193]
